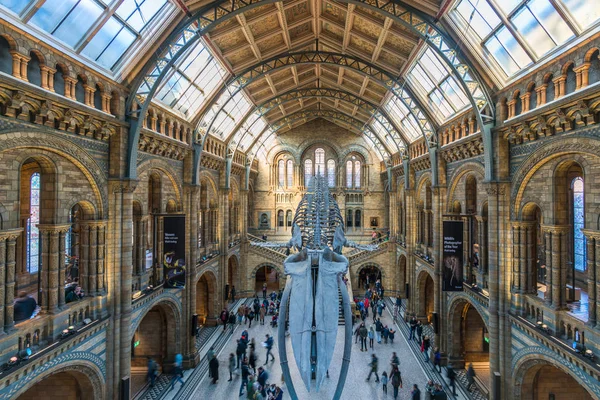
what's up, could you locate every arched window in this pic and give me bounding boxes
[278,210,284,227]
[346,209,353,228]
[278,160,285,187]
[327,159,335,187]
[355,210,362,228]
[287,160,293,187]
[286,210,292,227]
[304,159,313,186]
[27,172,40,273]
[354,160,361,188]
[573,177,586,271]
[315,148,325,176]
[346,160,353,188]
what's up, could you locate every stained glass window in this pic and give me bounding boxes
[354,161,361,188]
[278,160,285,187]
[287,160,293,187]
[28,172,40,274]
[327,160,336,188]
[346,160,353,189]
[315,148,325,176]
[572,177,586,271]
[304,159,313,186]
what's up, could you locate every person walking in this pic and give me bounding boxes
[209,354,219,384]
[147,357,157,388]
[244,305,250,325]
[207,346,215,377]
[249,347,257,371]
[246,374,255,399]
[236,340,247,369]
[228,353,236,382]
[422,336,431,362]
[416,321,423,344]
[229,312,236,334]
[169,356,184,391]
[433,348,442,372]
[409,316,417,340]
[466,362,476,391]
[368,325,375,349]
[262,282,268,299]
[411,384,421,399]
[354,323,361,344]
[237,305,244,324]
[364,297,370,318]
[446,364,457,396]
[382,325,389,344]
[259,305,266,325]
[257,367,269,397]
[381,371,388,395]
[394,296,401,318]
[239,358,250,396]
[375,318,383,344]
[388,328,395,344]
[248,310,255,328]
[359,323,368,352]
[231,286,236,301]
[366,353,379,382]
[390,352,399,368]
[264,334,275,364]
[389,364,402,400]
[425,379,435,399]
[220,309,229,332]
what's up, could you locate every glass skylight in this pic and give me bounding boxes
[453,0,597,78]
[383,95,421,142]
[407,48,469,121]
[155,40,227,118]
[198,90,253,140]
[2,0,170,70]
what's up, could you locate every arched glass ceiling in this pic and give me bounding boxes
[450,0,600,80]
[1,0,173,70]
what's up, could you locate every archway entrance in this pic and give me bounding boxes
[519,363,593,400]
[449,300,490,391]
[417,272,434,322]
[17,370,96,399]
[227,256,238,301]
[130,304,177,396]
[358,265,382,290]
[196,272,217,325]
[398,256,407,297]
[254,265,279,294]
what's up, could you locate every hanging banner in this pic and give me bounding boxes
[442,220,463,291]
[163,215,186,288]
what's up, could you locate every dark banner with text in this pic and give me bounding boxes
[163,215,186,289]
[442,220,463,292]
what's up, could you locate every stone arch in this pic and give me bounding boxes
[354,262,385,292]
[227,254,240,298]
[130,295,182,340]
[446,162,485,212]
[251,262,283,292]
[512,350,599,400]
[511,137,600,219]
[416,269,434,321]
[196,270,218,323]
[9,358,105,400]
[0,131,107,218]
[446,295,489,374]
[397,254,407,296]
[415,172,432,202]
[137,158,183,208]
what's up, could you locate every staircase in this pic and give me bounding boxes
[338,288,344,325]
[247,234,288,263]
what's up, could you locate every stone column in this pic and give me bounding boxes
[543,225,569,309]
[135,218,144,275]
[3,230,22,331]
[97,223,106,293]
[544,229,553,305]
[58,229,67,308]
[184,184,200,366]
[40,65,56,91]
[88,222,98,295]
[0,236,5,333]
[582,230,600,327]
[38,224,70,313]
[80,223,90,294]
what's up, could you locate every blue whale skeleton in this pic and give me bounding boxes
[254,176,377,399]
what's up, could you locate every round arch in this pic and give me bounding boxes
[446,162,485,213]
[355,263,385,291]
[251,263,283,293]
[136,158,183,208]
[227,254,240,299]
[512,350,599,400]
[196,270,218,324]
[11,359,105,400]
[416,270,434,322]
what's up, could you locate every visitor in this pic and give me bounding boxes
[382,325,389,344]
[207,346,215,377]
[422,336,431,362]
[466,362,476,391]
[366,353,379,382]
[257,366,269,396]
[390,364,402,399]
[446,363,457,396]
[14,291,37,322]
[237,305,244,324]
[416,321,423,344]
[368,325,375,349]
[229,311,236,334]
[433,383,447,399]
[390,352,399,368]
[246,374,255,399]
[220,308,229,332]
[409,316,417,340]
[354,324,361,344]
[66,286,84,303]
[381,371,388,395]
[239,358,250,396]
[146,357,157,388]
[259,305,266,325]
[411,384,421,399]
[433,348,442,372]
[359,322,368,351]
[262,282,268,299]
[236,340,247,369]
[248,309,255,328]
[244,305,250,324]
[264,334,275,364]
[249,347,257,371]
[231,285,236,301]
[395,296,401,318]
[377,299,384,317]
[375,318,383,343]
[425,379,435,399]
[169,360,184,390]
[388,328,395,344]
[227,353,236,382]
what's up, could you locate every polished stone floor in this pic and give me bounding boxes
[185,301,428,399]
